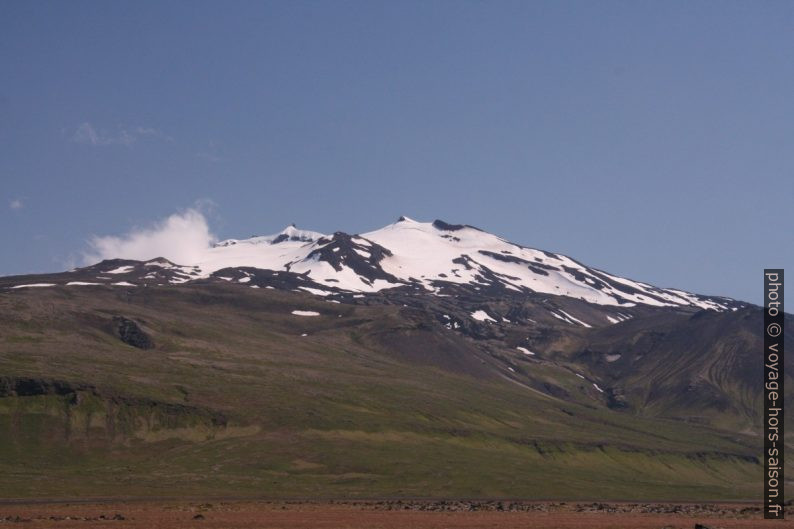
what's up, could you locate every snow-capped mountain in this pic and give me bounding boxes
[3,217,740,312]
[185,216,737,310]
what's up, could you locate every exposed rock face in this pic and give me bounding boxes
[0,376,230,444]
[113,316,154,349]
[605,387,629,410]
[0,377,92,397]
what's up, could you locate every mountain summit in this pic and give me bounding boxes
[4,218,741,313]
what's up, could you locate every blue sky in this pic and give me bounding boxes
[1,1,792,304]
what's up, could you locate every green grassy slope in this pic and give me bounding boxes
[0,285,778,500]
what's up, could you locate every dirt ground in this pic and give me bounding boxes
[0,500,790,529]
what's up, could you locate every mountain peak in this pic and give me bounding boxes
[271,225,324,244]
[37,218,741,312]
[279,224,302,235]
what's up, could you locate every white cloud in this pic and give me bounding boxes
[83,208,215,265]
[73,122,129,146]
[9,199,23,210]
[72,122,171,146]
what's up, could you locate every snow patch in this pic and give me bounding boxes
[299,286,332,296]
[471,310,496,322]
[291,310,320,317]
[557,309,591,328]
[551,311,575,325]
[105,265,134,274]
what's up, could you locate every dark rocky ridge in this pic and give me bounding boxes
[113,316,154,349]
[0,376,229,430]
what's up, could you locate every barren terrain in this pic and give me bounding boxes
[1,500,790,529]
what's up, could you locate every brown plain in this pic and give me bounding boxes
[0,501,790,529]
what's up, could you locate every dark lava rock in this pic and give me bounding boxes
[113,316,154,349]
[606,387,630,409]
[0,377,84,397]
